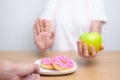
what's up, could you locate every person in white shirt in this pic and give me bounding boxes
[33,0,107,58]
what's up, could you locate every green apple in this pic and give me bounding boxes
[79,32,102,54]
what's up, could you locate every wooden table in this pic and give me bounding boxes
[0,51,120,80]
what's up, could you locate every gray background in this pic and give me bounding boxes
[0,0,120,51]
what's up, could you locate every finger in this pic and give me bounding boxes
[34,74,40,80]
[35,73,40,77]
[83,43,89,57]
[32,73,40,79]
[90,45,96,57]
[43,19,51,32]
[31,74,36,80]
[27,74,34,80]
[33,24,37,37]
[77,40,83,57]
[26,73,40,80]
[34,64,40,73]
[42,19,47,31]
[34,20,38,35]
[36,19,40,34]
[38,18,43,32]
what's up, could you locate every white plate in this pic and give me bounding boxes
[34,59,78,75]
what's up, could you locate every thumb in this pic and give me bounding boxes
[16,63,40,77]
[34,64,40,73]
[99,45,104,50]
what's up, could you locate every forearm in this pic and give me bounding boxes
[89,20,104,34]
[0,60,15,79]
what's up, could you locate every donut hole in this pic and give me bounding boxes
[61,60,67,64]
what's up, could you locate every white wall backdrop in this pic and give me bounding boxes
[102,0,120,51]
[0,0,47,50]
[0,0,120,51]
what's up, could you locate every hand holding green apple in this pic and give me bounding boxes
[79,32,102,54]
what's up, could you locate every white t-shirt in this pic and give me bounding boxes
[41,0,107,51]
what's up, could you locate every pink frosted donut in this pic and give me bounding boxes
[52,56,73,71]
[41,58,54,70]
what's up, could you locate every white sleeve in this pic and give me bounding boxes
[41,0,59,22]
[88,0,107,22]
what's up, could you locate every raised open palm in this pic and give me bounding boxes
[33,18,55,50]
